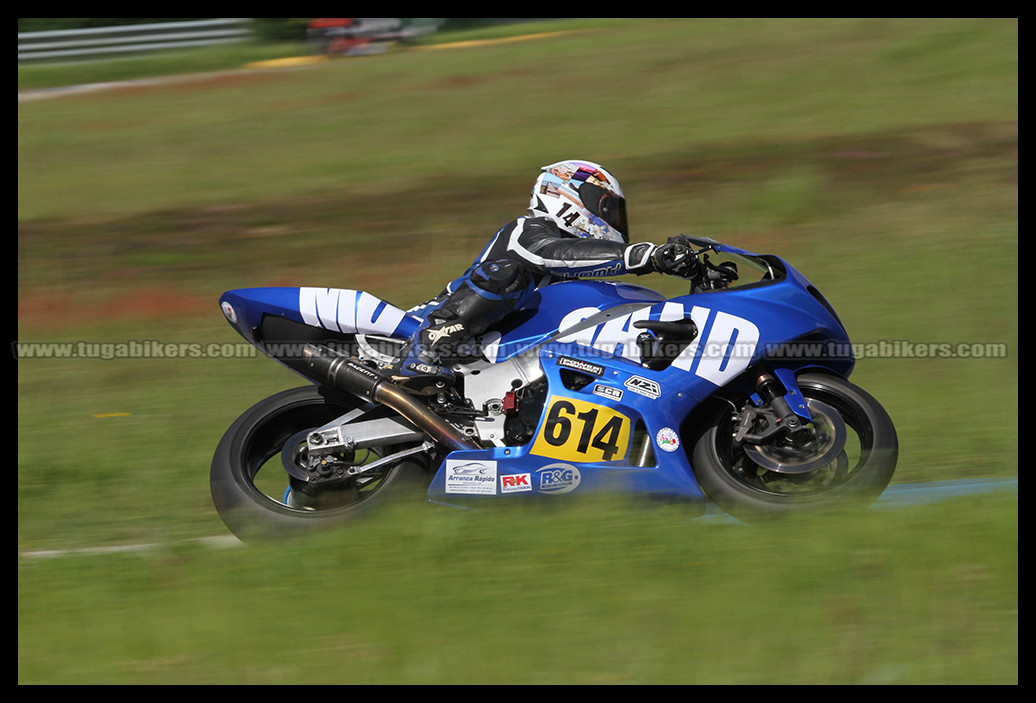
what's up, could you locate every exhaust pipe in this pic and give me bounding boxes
[301,343,478,452]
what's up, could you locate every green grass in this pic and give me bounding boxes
[18,18,1017,683]
[18,18,1018,222]
[18,494,1018,684]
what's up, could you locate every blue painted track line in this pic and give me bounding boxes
[871,477,1017,508]
[702,477,1017,522]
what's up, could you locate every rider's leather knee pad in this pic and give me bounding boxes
[469,259,532,299]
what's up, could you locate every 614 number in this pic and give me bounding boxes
[534,398,630,462]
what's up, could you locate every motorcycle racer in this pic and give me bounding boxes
[389,159,701,393]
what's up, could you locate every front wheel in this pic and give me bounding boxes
[691,372,898,522]
[211,385,430,542]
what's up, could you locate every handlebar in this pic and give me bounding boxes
[666,235,740,291]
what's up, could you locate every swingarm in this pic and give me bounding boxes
[282,406,435,485]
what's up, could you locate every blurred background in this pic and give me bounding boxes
[18,18,1016,683]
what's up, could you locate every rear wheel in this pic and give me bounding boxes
[211,386,430,542]
[691,372,898,522]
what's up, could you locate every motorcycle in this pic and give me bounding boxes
[211,236,897,541]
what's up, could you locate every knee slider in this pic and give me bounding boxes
[470,259,530,296]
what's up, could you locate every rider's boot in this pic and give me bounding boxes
[388,260,531,395]
[387,317,463,395]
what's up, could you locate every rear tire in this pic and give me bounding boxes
[691,372,898,522]
[211,385,429,542]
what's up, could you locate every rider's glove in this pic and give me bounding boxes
[651,239,700,278]
[625,238,702,278]
[623,242,657,275]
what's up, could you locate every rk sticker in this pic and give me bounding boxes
[500,473,532,494]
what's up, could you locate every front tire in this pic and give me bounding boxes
[211,385,429,542]
[691,372,898,522]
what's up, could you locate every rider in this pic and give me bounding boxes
[389,159,700,393]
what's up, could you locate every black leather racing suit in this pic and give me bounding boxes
[407,215,635,361]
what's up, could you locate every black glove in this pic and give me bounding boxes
[624,239,701,278]
[650,240,700,278]
[623,242,656,274]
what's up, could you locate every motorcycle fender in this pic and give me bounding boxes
[747,365,845,423]
[765,366,813,423]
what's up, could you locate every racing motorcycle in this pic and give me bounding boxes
[211,236,897,541]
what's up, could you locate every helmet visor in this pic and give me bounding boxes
[579,182,629,239]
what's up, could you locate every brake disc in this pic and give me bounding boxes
[743,398,847,474]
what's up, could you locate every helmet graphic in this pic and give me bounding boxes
[529,160,629,243]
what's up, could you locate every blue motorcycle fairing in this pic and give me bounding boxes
[486,257,853,392]
[427,345,707,507]
[219,286,422,356]
[427,254,855,503]
[478,280,668,362]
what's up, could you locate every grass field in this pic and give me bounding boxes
[18,18,1016,684]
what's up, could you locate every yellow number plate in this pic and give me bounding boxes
[531,397,631,462]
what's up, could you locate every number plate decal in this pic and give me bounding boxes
[531,397,631,462]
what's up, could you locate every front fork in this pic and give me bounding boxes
[733,366,814,445]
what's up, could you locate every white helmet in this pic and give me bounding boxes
[529,160,629,243]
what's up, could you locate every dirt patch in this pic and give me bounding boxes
[18,120,1017,334]
[650,120,1017,192]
